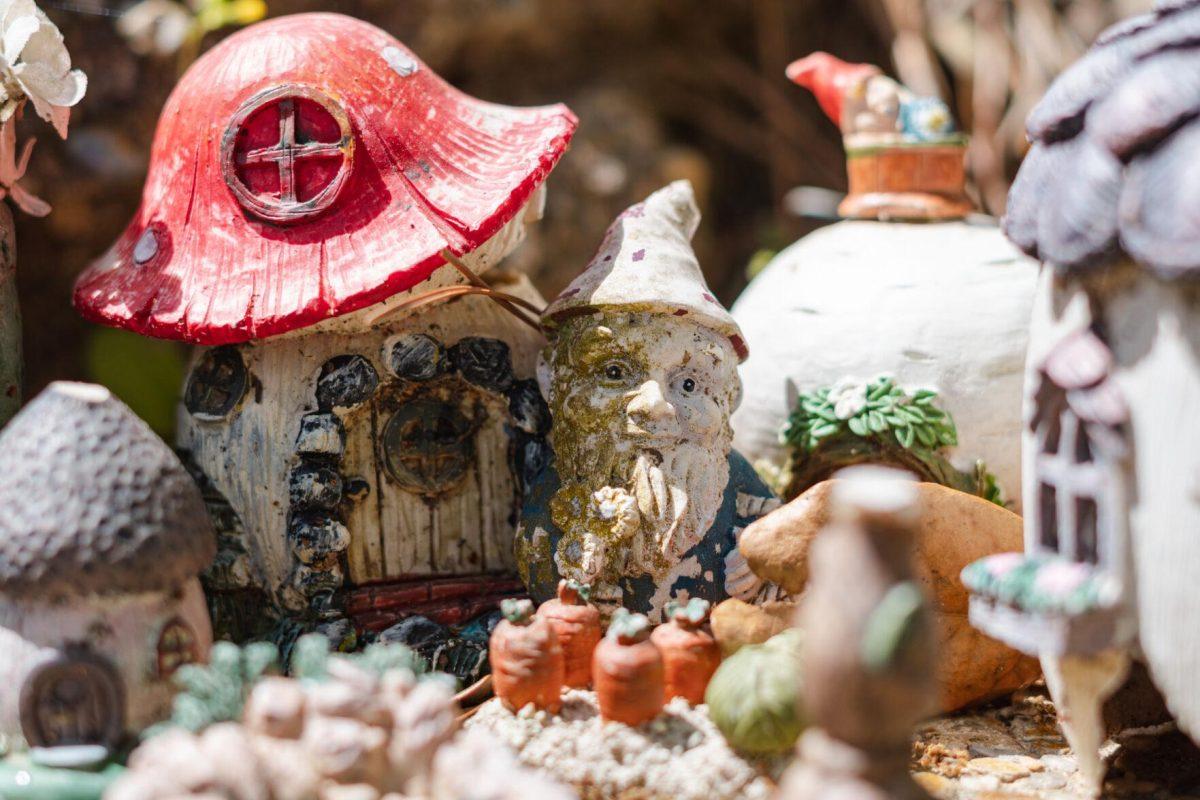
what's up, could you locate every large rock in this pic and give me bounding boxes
[740,479,1040,711]
[710,598,796,656]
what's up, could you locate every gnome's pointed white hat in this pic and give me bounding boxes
[542,180,748,360]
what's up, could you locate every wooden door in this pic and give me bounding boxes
[19,651,124,748]
[344,373,520,583]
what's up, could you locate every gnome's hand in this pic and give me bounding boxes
[725,533,790,603]
[578,536,606,583]
[724,546,765,601]
[562,486,639,585]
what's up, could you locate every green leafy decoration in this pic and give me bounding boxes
[782,376,956,455]
[563,579,592,603]
[780,375,1004,506]
[291,633,427,682]
[149,640,280,737]
[150,636,428,739]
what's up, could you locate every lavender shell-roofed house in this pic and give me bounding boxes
[962,1,1200,790]
[0,383,215,755]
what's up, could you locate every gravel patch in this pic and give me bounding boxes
[467,689,778,800]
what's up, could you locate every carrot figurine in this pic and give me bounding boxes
[592,609,664,726]
[490,598,565,713]
[650,597,722,704]
[537,579,602,689]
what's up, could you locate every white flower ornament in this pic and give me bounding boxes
[0,0,86,138]
[828,376,869,420]
[591,486,638,539]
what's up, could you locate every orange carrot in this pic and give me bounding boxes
[650,598,722,705]
[537,579,602,689]
[592,609,664,725]
[490,598,565,713]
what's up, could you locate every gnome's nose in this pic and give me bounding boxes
[627,380,679,437]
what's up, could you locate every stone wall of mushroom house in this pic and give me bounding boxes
[177,270,549,631]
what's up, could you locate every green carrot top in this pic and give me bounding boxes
[607,608,651,643]
[558,578,592,605]
[665,597,711,626]
[501,597,536,625]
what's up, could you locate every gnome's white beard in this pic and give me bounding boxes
[629,445,726,567]
[556,436,729,582]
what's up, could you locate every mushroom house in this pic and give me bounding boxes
[72,13,577,673]
[0,382,215,756]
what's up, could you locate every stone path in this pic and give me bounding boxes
[913,687,1200,799]
[469,684,1200,799]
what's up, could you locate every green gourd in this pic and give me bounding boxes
[705,627,806,755]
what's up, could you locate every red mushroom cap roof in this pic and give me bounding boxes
[73,13,577,344]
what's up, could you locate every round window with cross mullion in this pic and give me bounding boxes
[184,346,248,420]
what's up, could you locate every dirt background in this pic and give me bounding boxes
[15,0,1149,435]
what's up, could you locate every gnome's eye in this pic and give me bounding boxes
[602,363,627,383]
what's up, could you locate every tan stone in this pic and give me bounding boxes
[957,772,1003,792]
[710,597,797,655]
[964,756,1042,782]
[912,771,956,798]
[1013,770,1068,791]
[738,480,833,594]
[739,479,1041,712]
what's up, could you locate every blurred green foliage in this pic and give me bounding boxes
[85,326,186,439]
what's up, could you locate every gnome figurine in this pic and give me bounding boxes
[786,52,969,220]
[515,181,781,622]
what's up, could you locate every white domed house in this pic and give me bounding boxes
[730,53,1038,510]
[0,383,215,754]
[964,1,1200,791]
[72,14,576,673]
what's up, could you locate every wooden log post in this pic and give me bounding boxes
[0,203,19,427]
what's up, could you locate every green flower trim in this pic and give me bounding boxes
[779,375,1004,505]
[783,376,955,454]
[0,757,125,800]
[961,554,1119,616]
